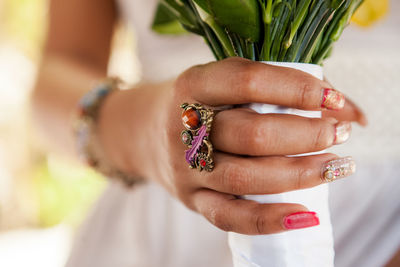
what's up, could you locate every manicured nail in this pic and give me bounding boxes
[334,121,352,145]
[322,156,356,183]
[283,211,320,230]
[321,88,345,110]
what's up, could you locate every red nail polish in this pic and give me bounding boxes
[283,211,320,230]
[321,88,345,110]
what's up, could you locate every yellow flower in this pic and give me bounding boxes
[351,0,389,27]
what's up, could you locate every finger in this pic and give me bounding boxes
[211,108,352,156]
[179,57,344,110]
[192,189,319,235]
[323,97,368,126]
[200,153,355,195]
[322,78,367,126]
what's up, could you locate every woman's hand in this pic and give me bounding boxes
[98,57,365,235]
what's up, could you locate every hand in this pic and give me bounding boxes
[98,57,365,235]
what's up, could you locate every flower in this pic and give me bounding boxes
[351,0,389,27]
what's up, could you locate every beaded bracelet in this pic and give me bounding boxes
[73,77,143,187]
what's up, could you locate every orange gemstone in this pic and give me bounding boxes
[182,107,201,130]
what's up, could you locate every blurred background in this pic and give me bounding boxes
[0,0,139,266]
[0,0,394,266]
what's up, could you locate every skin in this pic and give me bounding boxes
[99,57,364,235]
[386,249,400,267]
[33,0,382,249]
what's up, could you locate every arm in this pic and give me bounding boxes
[32,0,117,156]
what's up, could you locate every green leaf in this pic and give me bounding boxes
[156,0,205,35]
[152,4,187,35]
[329,0,346,9]
[284,0,312,49]
[206,0,261,42]
[192,0,210,13]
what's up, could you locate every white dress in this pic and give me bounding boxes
[65,1,400,267]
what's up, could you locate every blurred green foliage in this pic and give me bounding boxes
[1,0,107,228]
[1,0,47,59]
[33,158,106,228]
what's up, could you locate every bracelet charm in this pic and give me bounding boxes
[73,78,143,187]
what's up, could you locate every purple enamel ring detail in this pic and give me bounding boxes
[181,103,215,172]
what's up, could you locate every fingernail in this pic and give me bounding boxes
[322,156,356,183]
[321,88,345,110]
[283,211,320,230]
[334,121,352,145]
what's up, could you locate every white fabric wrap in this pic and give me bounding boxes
[228,62,334,267]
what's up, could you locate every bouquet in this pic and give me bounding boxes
[153,0,364,64]
[153,1,364,266]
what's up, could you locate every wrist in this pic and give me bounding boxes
[73,78,143,186]
[97,88,138,177]
[97,81,172,180]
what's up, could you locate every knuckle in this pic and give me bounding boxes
[294,163,313,189]
[175,64,205,95]
[311,121,332,149]
[252,208,268,234]
[241,120,270,153]
[221,163,250,195]
[236,64,260,99]
[295,79,318,108]
[175,69,192,95]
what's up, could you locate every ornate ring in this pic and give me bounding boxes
[180,103,215,172]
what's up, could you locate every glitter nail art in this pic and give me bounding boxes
[334,121,352,145]
[322,157,356,182]
[321,89,345,110]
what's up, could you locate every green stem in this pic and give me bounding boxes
[248,42,256,61]
[260,23,271,61]
[314,41,334,65]
[270,3,285,46]
[204,17,236,57]
[300,7,333,63]
[271,1,293,61]
[265,0,273,24]
[312,30,324,58]
[319,1,347,50]
[284,0,312,50]
[239,38,249,59]
[231,33,244,57]
[292,1,325,62]
[330,1,360,42]
[205,39,220,60]
[279,30,293,61]
[187,0,225,59]
[284,1,321,61]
